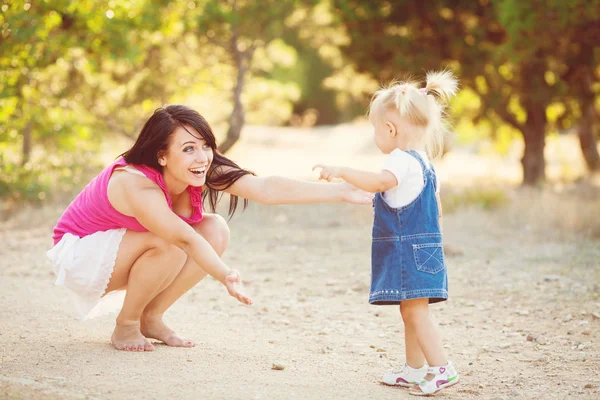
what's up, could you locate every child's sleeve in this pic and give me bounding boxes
[382,150,410,187]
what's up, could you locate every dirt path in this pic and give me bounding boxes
[1,125,599,399]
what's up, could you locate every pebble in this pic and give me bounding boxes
[592,312,600,320]
[536,336,547,345]
[584,383,595,389]
[271,362,285,370]
[526,334,538,342]
[543,275,563,282]
[582,329,591,336]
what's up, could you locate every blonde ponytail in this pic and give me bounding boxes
[423,70,458,159]
[369,70,458,160]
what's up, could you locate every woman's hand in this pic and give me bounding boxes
[338,182,374,204]
[224,270,253,305]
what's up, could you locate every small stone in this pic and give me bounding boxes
[536,336,547,345]
[543,275,562,282]
[582,329,592,336]
[186,359,193,362]
[526,334,538,342]
[584,383,595,389]
[592,312,600,320]
[562,314,573,322]
[376,348,386,353]
[268,340,278,344]
[516,310,529,316]
[466,322,474,329]
[271,362,285,370]
[370,344,376,348]
[499,343,512,349]
[577,344,586,350]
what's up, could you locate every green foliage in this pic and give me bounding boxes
[331,0,600,184]
[0,152,102,207]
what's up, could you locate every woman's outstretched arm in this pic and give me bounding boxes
[223,173,373,205]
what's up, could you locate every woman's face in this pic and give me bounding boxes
[160,125,214,187]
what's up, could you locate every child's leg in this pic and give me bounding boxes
[402,304,426,368]
[400,298,447,367]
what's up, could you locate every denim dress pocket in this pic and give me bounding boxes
[413,243,445,274]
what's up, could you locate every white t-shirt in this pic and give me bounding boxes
[382,149,439,208]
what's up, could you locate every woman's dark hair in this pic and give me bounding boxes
[120,104,253,217]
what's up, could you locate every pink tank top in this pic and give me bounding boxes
[52,157,203,245]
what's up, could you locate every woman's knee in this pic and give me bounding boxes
[193,214,230,256]
[146,235,187,267]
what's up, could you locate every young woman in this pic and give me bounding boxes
[47,105,372,352]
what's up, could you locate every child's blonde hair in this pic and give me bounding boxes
[369,70,458,159]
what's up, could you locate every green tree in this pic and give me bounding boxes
[332,0,600,184]
[185,0,318,153]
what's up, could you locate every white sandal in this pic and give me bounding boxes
[409,361,460,396]
[381,364,427,387]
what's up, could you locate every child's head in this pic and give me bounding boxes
[368,70,458,158]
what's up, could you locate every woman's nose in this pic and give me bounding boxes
[195,151,208,163]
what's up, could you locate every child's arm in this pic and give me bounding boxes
[313,164,397,193]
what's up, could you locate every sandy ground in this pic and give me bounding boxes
[1,124,599,399]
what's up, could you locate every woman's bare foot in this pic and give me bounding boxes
[111,320,154,352]
[225,270,253,305]
[140,314,195,347]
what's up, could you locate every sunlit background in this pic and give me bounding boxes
[1,0,599,236]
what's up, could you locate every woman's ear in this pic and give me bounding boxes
[386,121,397,138]
[157,152,167,166]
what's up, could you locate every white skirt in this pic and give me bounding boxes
[46,228,127,320]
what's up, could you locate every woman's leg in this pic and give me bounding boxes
[400,299,447,368]
[106,230,188,351]
[140,214,230,347]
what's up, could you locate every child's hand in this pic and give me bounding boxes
[312,164,342,182]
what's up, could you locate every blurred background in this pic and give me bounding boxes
[1,0,599,236]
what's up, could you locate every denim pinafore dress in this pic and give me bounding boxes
[369,150,448,305]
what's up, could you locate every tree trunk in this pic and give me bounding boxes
[519,57,549,186]
[521,101,547,185]
[21,119,32,166]
[577,84,600,172]
[218,31,250,154]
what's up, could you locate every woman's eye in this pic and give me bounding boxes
[184,146,194,152]
[202,144,211,150]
